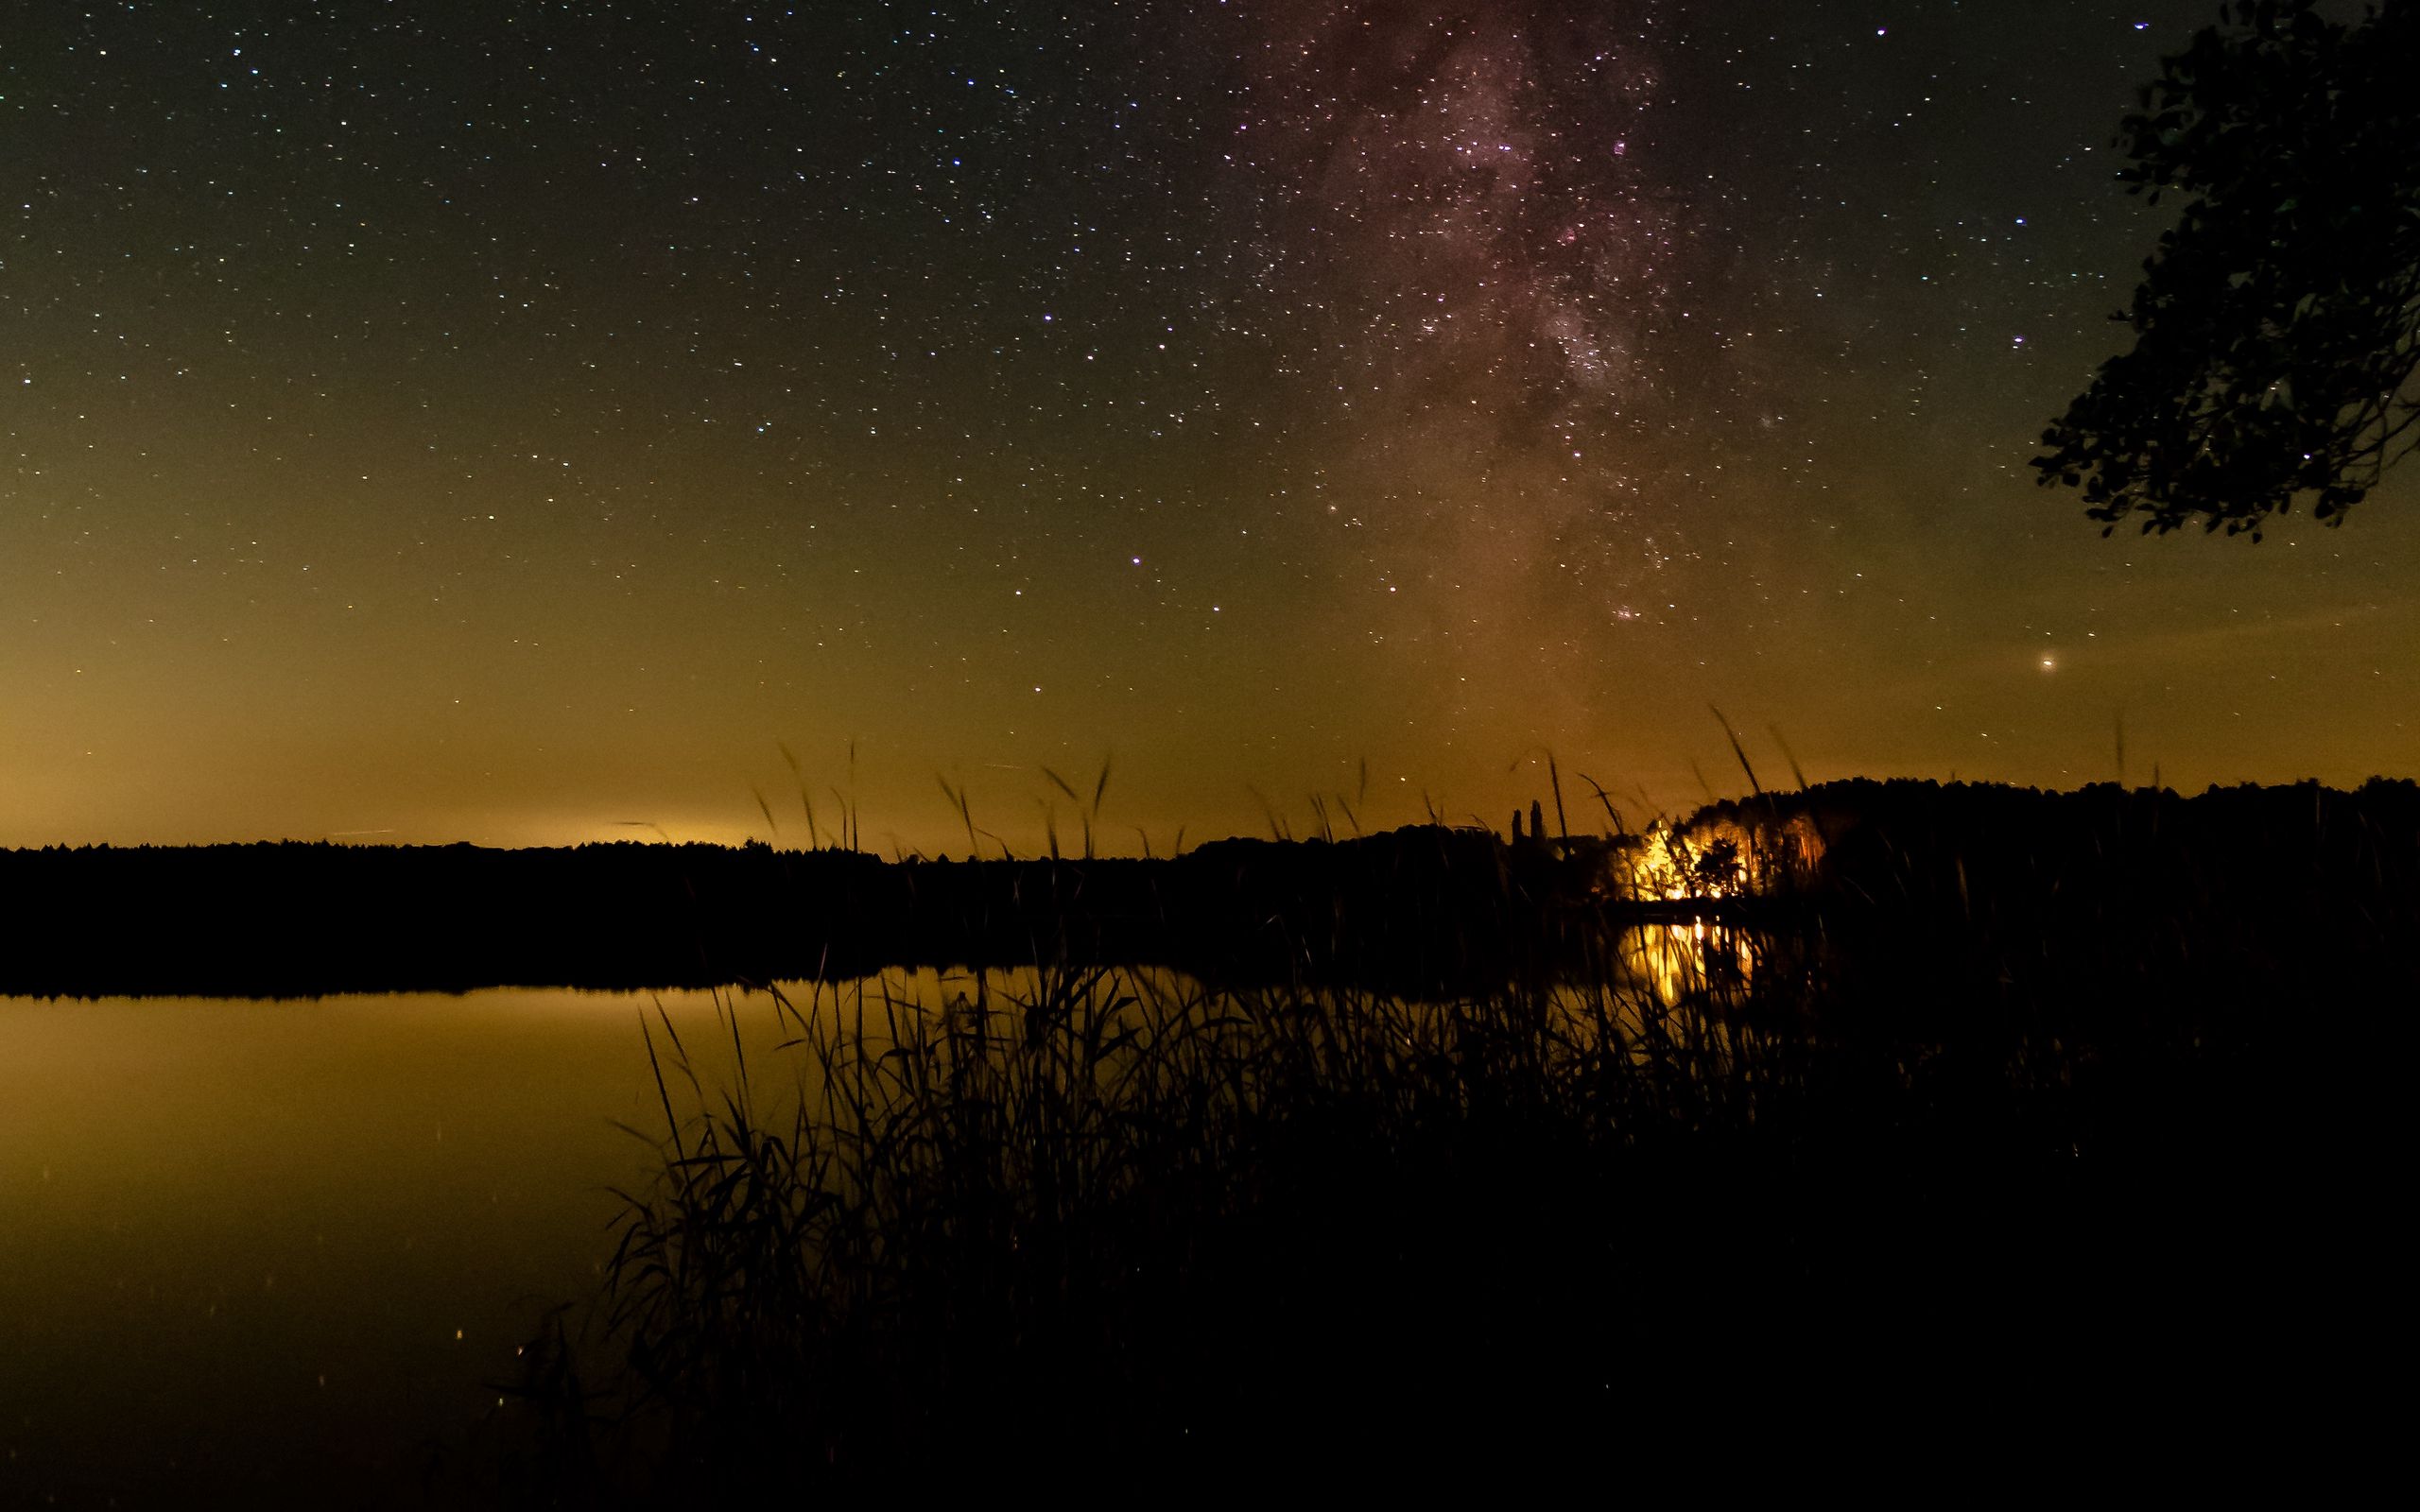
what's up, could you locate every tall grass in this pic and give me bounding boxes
[512,963,2102,1491]
[502,936,1808,1482]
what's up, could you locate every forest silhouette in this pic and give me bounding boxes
[5,776,2409,1003]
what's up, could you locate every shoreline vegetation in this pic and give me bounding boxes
[7,775,2408,1495]
[4,776,2412,1001]
[427,774,2411,1497]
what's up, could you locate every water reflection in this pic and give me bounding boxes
[0,937,1755,1503]
[1618,917,1765,1007]
[0,988,771,1507]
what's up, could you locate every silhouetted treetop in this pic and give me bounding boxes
[2035,0,2419,540]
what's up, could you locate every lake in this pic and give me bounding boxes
[0,986,804,1506]
[0,927,1750,1504]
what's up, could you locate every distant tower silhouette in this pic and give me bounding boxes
[1510,809,1524,842]
[1530,799,1547,844]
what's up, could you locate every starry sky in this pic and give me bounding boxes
[6,0,2414,852]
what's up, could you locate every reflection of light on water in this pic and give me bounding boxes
[1620,919,1761,1007]
[1592,813,1805,1008]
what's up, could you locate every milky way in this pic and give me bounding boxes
[1233,3,1698,620]
[1243,4,1684,433]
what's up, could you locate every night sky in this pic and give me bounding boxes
[7,1,2414,852]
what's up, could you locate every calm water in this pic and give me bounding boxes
[0,987,794,1507]
[0,933,1738,1504]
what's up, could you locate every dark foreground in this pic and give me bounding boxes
[8,779,2410,1501]
[470,781,2409,1501]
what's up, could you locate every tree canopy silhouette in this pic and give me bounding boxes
[2035,0,2419,540]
